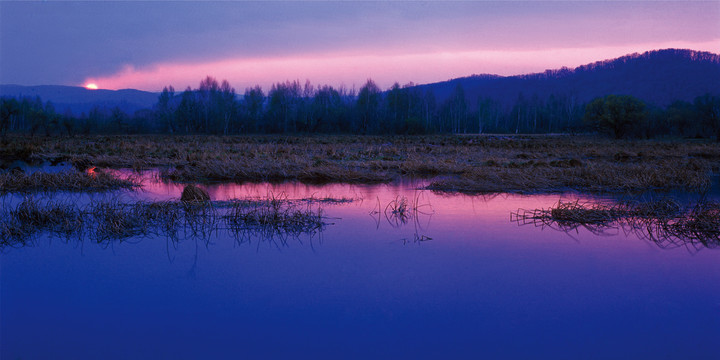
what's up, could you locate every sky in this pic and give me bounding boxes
[1,1,718,92]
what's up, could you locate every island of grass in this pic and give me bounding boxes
[1,134,718,194]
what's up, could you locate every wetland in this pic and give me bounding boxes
[2,134,719,359]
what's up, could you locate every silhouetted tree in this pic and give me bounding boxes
[175,87,199,133]
[0,98,19,135]
[441,84,467,133]
[267,80,302,133]
[312,85,345,132]
[217,80,237,135]
[61,108,75,136]
[157,86,176,133]
[584,95,646,138]
[356,79,381,134]
[110,106,128,133]
[693,94,720,141]
[243,86,265,133]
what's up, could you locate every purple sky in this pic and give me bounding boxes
[1,1,718,92]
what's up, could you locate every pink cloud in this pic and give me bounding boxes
[85,40,720,92]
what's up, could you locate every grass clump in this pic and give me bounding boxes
[512,198,719,251]
[91,201,179,239]
[0,198,83,244]
[1,195,336,249]
[225,193,327,238]
[180,184,210,202]
[0,169,139,193]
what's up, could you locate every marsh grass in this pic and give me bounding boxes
[91,200,193,240]
[1,194,337,249]
[225,192,327,240]
[2,134,718,193]
[0,198,83,243]
[368,192,435,245]
[512,199,720,251]
[0,169,139,193]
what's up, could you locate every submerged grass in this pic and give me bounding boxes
[1,198,84,241]
[0,195,336,249]
[225,192,327,240]
[2,134,718,193]
[512,198,720,251]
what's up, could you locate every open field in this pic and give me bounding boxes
[1,134,718,193]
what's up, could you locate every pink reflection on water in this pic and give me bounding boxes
[107,168,603,243]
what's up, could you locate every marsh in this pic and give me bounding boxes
[2,159,719,358]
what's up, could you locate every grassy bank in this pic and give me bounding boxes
[1,134,718,193]
[0,169,139,193]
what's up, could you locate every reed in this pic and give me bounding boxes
[224,192,326,237]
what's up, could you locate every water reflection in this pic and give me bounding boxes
[3,167,719,253]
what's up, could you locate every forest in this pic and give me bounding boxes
[1,76,719,139]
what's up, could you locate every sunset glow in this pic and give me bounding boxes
[85,83,98,90]
[85,40,720,92]
[2,1,716,90]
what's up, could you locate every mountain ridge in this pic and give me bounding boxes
[414,48,720,108]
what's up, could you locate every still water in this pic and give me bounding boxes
[2,176,719,359]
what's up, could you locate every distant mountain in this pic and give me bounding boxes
[414,49,720,108]
[0,84,158,115]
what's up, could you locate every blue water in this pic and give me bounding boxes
[2,182,719,359]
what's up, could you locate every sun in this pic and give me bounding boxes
[85,83,98,90]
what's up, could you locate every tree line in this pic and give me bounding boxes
[1,76,719,139]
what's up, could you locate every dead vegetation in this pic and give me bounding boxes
[512,198,720,251]
[1,134,718,193]
[180,184,211,202]
[0,168,139,193]
[225,192,327,241]
[0,195,337,249]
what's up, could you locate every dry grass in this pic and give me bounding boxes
[0,169,139,193]
[512,198,720,251]
[225,192,327,240]
[180,184,210,202]
[0,198,83,242]
[2,134,718,193]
